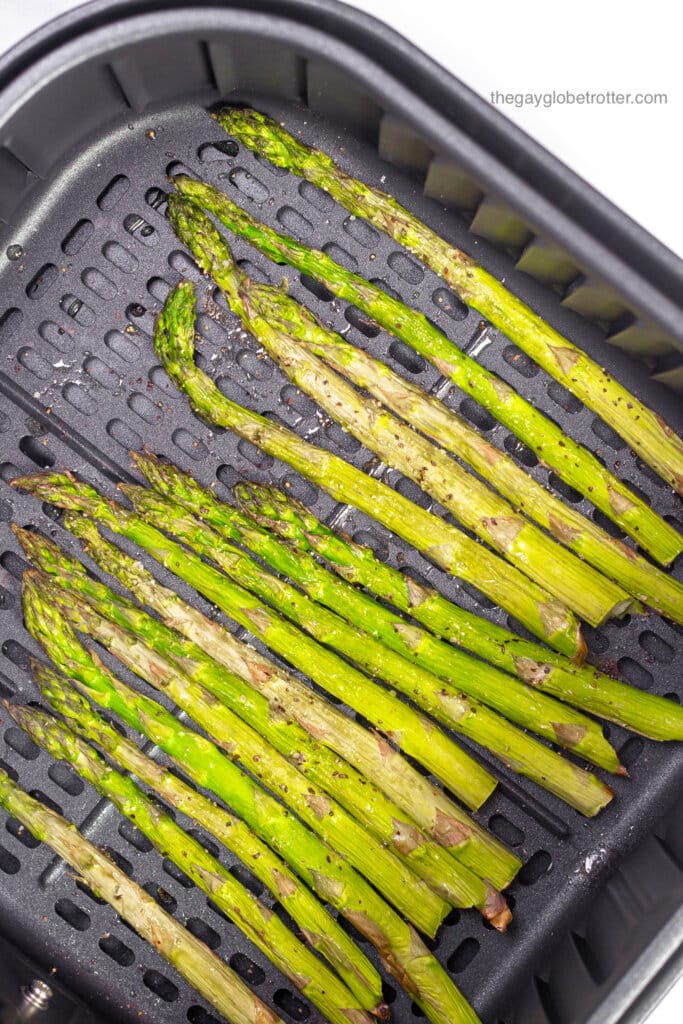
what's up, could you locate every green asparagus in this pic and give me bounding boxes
[152,271,586,660]
[31,659,384,1008]
[61,514,521,892]
[213,109,683,498]
[20,577,483,1024]
[18,528,509,929]
[124,484,615,817]
[238,484,683,741]
[131,453,618,773]
[12,474,497,813]
[8,703,379,1024]
[0,771,285,1024]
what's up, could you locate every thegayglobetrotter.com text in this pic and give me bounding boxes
[490,90,668,109]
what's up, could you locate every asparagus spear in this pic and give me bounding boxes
[125,484,615,816]
[132,453,618,773]
[13,474,497,814]
[213,109,683,497]
[152,271,586,661]
[239,484,683,742]
[8,704,380,1024]
[31,660,384,1008]
[20,579,482,1024]
[175,174,683,574]
[0,771,285,1024]
[170,201,624,636]
[61,514,521,892]
[41,579,451,937]
[18,530,508,929]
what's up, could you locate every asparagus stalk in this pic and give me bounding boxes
[175,177,683,589]
[20,579,482,1024]
[170,201,623,636]
[13,474,497,814]
[31,659,384,1008]
[8,704,380,1024]
[42,579,451,937]
[18,529,508,929]
[126,483,614,816]
[132,453,618,773]
[153,271,586,661]
[238,484,683,742]
[0,771,285,1024]
[213,109,683,497]
[62,515,521,892]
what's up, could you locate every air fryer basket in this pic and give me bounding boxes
[0,3,681,1023]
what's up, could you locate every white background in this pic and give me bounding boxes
[2,1,681,1021]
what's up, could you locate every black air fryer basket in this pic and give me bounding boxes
[0,3,682,1023]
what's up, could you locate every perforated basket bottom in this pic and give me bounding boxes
[0,96,681,1024]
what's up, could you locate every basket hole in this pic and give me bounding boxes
[280,384,317,419]
[300,273,333,302]
[187,828,220,859]
[62,383,96,417]
[382,981,398,1005]
[145,186,168,214]
[548,472,583,504]
[619,736,644,768]
[279,475,317,505]
[229,952,266,986]
[343,215,379,248]
[387,251,423,285]
[169,249,203,281]
[502,434,538,468]
[143,882,177,913]
[535,976,561,1021]
[518,849,552,885]
[97,175,130,211]
[118,818,153,852]
[0,464,18,484]
[370,276,402,302]
[547,379,583,414]
[638,630,674,664]
[60,294,95,326]
[172,428,207,462]
[198,139,239,161]
[197,313,228,346]
[83,356,119,389]
[432,287,468,320]
[0,844,20,875]
[664,692,681,704]
[62,219,94,255]
[107,419,142,452]
[324,421,361,453]
[298,179,335,212]
[81,268,117,301]
[4,727,39,760]
[99,934,135,966]
[18,436,54,468]
[26,263,58,300]
[591,417,626,451]
[0,308,23,342]
[447,936,480,973]
[143,969,178,1002]
[39,320,72,353]
[148,364,179,396]
[344,305,380,338]
[276,206,313,241]
[582,625,610,655]
[0,412,8,434]
[127,392,158,425]
[48,760,84,797]
[572,931,607,985]
[147,276,171,303]
[55,898,90,931]
[388,339,425,373]
[617,657,653,690]
[237,438,274,471]
[188,1008,222,1024]
[0,550,28,579]
[206,897,233,927]
[0,757,18,782]
[102,240,138,274]
[273,989,310,1020]
[229,167,269,204]
[229,862,264,896]
[636,458,666,488]
[0,586,14,611]
[17,348,51,380]
[29,789,62,815]
[351,530,388,561]
[459,397,496,431]
[123,214,157,246]
[503,345,539,378]
[460,581,495,610]
[591,507,626,539]
[237,348,273,381]
[186,917,221,950]
[394,476,431,509]
[163,857,194,889]
[6,816,40,848]
[489,813,524,847]
[322,242,357,271]
[236,257,271,284]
